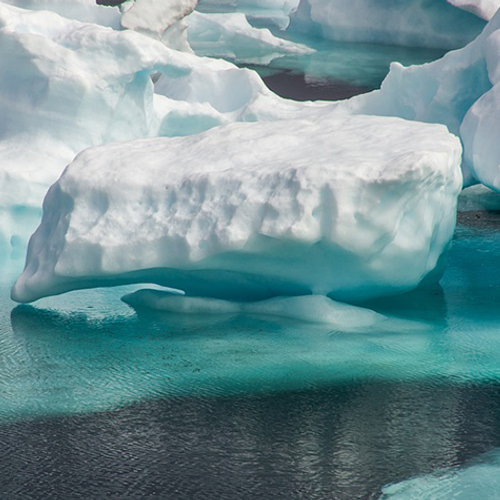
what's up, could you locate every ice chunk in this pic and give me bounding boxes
[121,0,197,39]
[2,0,121,26]
[11,115,462,304]
[380,448,500,500]
[186,11,313,64]
[290,0,486,50]
[122,290,385,326]
[334,9,500,190]
[0,2,310,257]
[448,0,500,20]
[198,0,300,29]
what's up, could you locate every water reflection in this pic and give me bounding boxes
[2,380,500,499]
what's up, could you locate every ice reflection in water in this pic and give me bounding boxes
[1,187,500,498]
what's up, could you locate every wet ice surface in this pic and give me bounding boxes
[2,188,500,498]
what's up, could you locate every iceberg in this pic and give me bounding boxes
[198,0,300,29]
[335,8,500,190]
[448,0,500,21]
[1,0,121,27]
[186,11,313,64]
[0,1,311,256]
[290,0,487,50]
[11,115,462,304]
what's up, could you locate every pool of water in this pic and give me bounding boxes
[195,1,447,100]
[1,187,500,498]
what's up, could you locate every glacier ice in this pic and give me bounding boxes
[186,11,313,64]
[290,0,487,50]
[334,8,500,190]
[11,115,462,303]
[2,0,121,27]
[448,0,500,20]
[0,1,313,257]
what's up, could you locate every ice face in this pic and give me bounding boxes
[121,0,198,38]
[1,0,121,27]
[11,115,462,304]
[186,11,313,64]
[448,0,500,20]
[290,0,487,50]
[0,2,315,258]
[334,9,500,190]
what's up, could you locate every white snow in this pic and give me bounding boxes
[2,0,121,27]
[122,290,385,326]
[0,1,312,257]
[121,0,197,40]
[186,11,313,64]
[11,115,462,304]
[448,0,500,20]
[290,0,486,50]
[334,8,500,190]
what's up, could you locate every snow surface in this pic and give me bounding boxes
[122,290,385,326]
[0,1,312,257]
[11,116,462,304]
[121,0,197,38]
[334,8,500,190]
[2,0,121,27]
[448,0,500,20]
[290,0,486,50]
[186,11,313,64]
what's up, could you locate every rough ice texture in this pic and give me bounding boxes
[11,115,462,304]
[290,0,486,49]
[122,290,385,326]
[186,11,313,64]
[198,0,300,29]
[121,0,197,39]
[2,0,121,26]
[334,8,500,191]
[0,1,312,256]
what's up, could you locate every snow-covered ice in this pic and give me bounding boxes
[290,0,487,50]
[0,1,312,256]
[11,115,462,304]
[335,8,500,190]
[186,11,313,64]
[2,0,121,27]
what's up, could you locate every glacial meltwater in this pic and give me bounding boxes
[1,186,500,499]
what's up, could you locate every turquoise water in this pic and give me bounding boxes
[2,188,500,500]
[195,1,447,98]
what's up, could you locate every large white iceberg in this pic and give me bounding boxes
[290,0,487,50]
[335,8,500,190]
[11,115,462,303]
[0,1,310,256]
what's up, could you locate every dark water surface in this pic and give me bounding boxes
[3,381,500,499]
